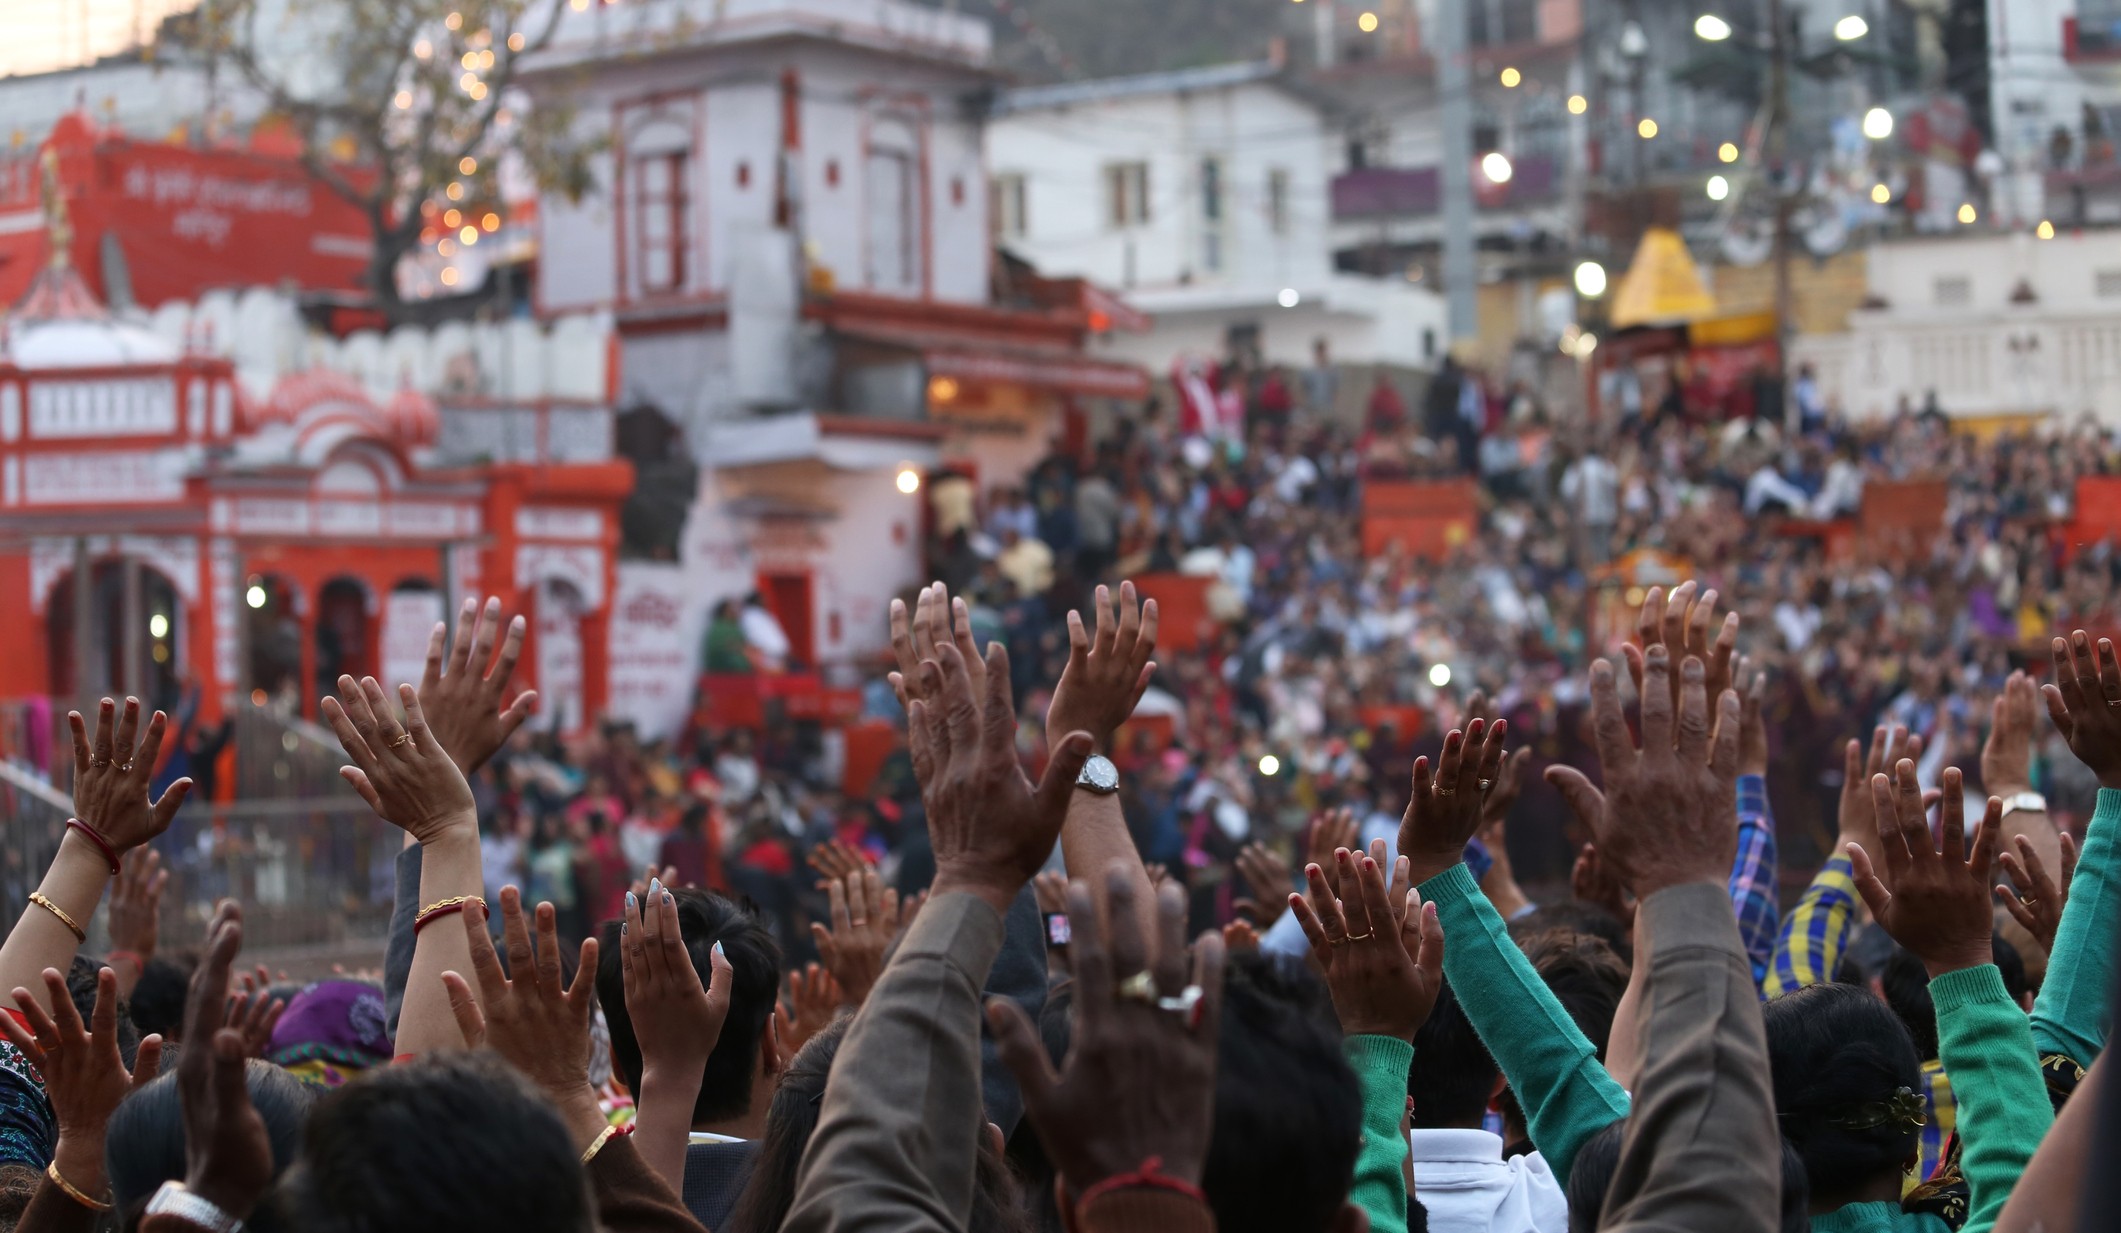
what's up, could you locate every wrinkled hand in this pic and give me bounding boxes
[906,641,1093,916]
[1396,720,1508,888]
[107,847,167,960]
[68,697,191,851]
[1234,841,1293,926]
[889,582,986,708]
[1,965,160,1140]
[1622,582,1738,731]
[1045,582,1159,751]
[420,597,536,775]
[806,839,869,886]
[2043,631,2121,790]
[990,869,1223,1191]
[809,868,912,1005]
[775,963,842,1057]
[623,883,734,1083]
[1569,841,1637,930]
[1850,765,2001,978]
[322,677,477,844]
[1982,671,2040,797]
[1837,723,1927,855]
[177,903,273,1221]
[1996,831,2077,957]
[440,887,600,1101]
[1292,847,1443,1041]
[1569,649,1740,898]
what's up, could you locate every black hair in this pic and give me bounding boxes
[1202,954,1362,1233]
[1567,1119,1809,1233]
[1764,981,1922,1202]
[107,1059,315,1230]
[128,957,194,1043]
[1409,977,1499,1128]
[723,1017,851,1233]
[65,954,141,1067]
[281,1051,592,1233]
[1515,928,1630,1059]
[1512,902,1632,965]
[595,889,780,1124]
[1882,933,2031,1064]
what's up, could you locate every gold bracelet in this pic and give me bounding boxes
[580,1124,622,1165]
[28,893,84,943]
[45,1162,112,1211]
[417,894,483,917]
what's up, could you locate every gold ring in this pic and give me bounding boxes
[1435,786,1457,797]
[89,759,109,769]
[1478,779,1493,792]
[387,732,413,749]
[1116,970,1158,1003]
[1333,929,1374,945]
[116,762,133,773]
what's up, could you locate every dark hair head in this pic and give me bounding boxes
[1203,954,1362,1233]
[282,1051,592,1233]
[1764,982,1922,1201]
[723,1017,851,1233]
[66,954,142,1067]
[128,957,195,1043]
[1410,977,1499,1128]
[1512,903,1632,965]
[1567,1120,1809,1233]
[107,1059,315,1228]
[596,889,780,1124]
[1880,947,1938,1060]
[1515,928,1630,1059]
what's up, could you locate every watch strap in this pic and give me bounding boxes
[2000,791,2047,817]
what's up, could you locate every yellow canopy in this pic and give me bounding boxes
[1610,227,1718,328]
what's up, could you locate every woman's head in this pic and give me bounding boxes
[1764,982,1923,1202]
[107,1058,315,1229]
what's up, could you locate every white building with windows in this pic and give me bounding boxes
[986,60,1447,377]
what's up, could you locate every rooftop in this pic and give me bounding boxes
[991,59,1283,115]
[521,0,992,76]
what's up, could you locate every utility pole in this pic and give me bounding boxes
[1768,0,1795,432]
[1437,0,1478,344]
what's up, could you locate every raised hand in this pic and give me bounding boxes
[810,867,911,1005]
[776,963,842,1056]
[906,640,1094,916]
[889,582,986,708]
[1849,765,2001,978]
[1570,841,1637,929]
[621,881,734,1188]
[806,838,869,887]
[68,697,191,852]
[2044,630,2121,790]
[629,864,680,901]
[419,596,536,775]
[1233,841,1294,926]
[0,966,161,1174]
[1306,808,1362,899]
[321,677,476,844]
[1396,719,1509,888]
[1983,670,2040,797]
[176,903,273,1222]
[1046,582,1159,751]
[1292,847,1444,1041]
[1622,582,1739,726]
[226,970,285,1059]
[440,888,600,1104]
[1996,831,2078,957]
[1837,723,1927,857]
[1737,660,1770,778]
[1573,648,1741,898]
[106,847,167,966]
[989,870,1223,1195]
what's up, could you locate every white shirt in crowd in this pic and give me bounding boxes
[1558,456,1619,527]
[1409,1129,1570,1233]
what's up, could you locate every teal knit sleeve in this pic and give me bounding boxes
[1343,1035,1413,1233]
[2030,788,2121,1068]
[1418,863,1631,1185]
[1932,964,2054,1233]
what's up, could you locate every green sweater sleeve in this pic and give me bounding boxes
[1418,863,1631,1186]
[1931,964,2054,1233]
[1343,1035,1412,1233]
[2030,788,2121,1068]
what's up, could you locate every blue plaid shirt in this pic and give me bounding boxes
[1729,773,1779,990]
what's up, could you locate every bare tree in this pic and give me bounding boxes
[193,0,598,321]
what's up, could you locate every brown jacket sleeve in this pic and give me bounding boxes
[1599,882,1779,1233]
[783,892,1006,1233]
[589,1134,710,1233]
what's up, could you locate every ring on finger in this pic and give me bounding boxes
[1478,779,1493,792]
[89,759,110,769]
[116,761,133,773]
[1157,984,1205,1028]
[1434,786,1457,797]
[386,732,413,749]
[1116,970,1158,1004]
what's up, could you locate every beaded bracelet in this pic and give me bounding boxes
[45,1161,113,1211]
[64,820,121,876]
[413,895,486,935]
[28,893,84,943]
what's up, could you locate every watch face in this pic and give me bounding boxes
[1079,755,1119,793]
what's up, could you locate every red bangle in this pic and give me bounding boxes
[413,896,486,935]
[105,950,145,972]
[65,820,121,876]
[1075,1157,1208,1211]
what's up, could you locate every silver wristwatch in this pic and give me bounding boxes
[1999,791,2047,819]
[1075,754,1120,795]
[146,1183,245,1233]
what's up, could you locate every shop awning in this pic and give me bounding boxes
[1610,228,1718,329]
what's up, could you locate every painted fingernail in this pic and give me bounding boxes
[712,941,725,959]
[649,878,660,897]
[626,891,636,912]
[663,890,674,907]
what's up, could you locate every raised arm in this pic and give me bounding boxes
[785,639,1091,1233]
[0,699,189,1013]
[1729,668,1779,986]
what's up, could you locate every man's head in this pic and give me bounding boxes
[1515,928,1629,1058]
[281,1052,592,1233]
[1203,956,1365,1233]
[596,888,782,1127]
[1409,977,1501,1129]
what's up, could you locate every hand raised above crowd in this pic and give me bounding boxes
[810,867,917,1005]
[1291,846,1444,1042]
[419,596,537,775]
[322,676,477,845]
[1849,764,2001,978]
[1,964,161,1200]
[776,963,843,1056]
[989,869,1223,1196]
[177,903,274,1222]
[1396,718,1508,888]
[1837,723,1926,859]
[1622,582,1738,726]
[1982,670,2041,798]
[1046,581,1158,752]
[106,847,167,972]
[806,838,870,887]
[1997,830,2077,957]
[907,640,1093,917]
[1233,840,1294,926]
[68,696,190,854]
[2043,630,2121,790]
[889,581,986,709]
